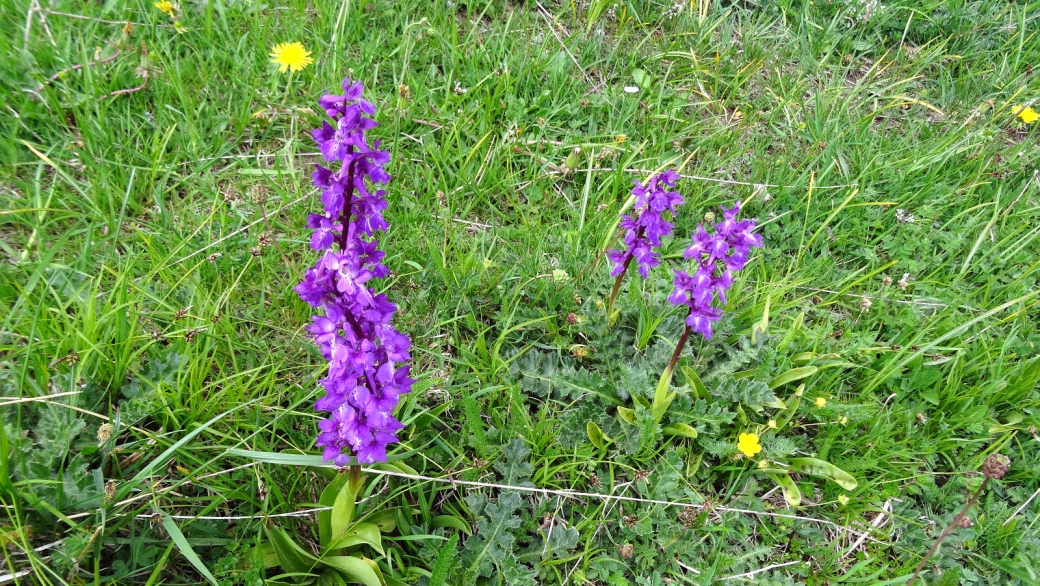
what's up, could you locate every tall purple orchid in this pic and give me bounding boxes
[606,170,684,312]
[295,76,414,466]
[665,202,761,368]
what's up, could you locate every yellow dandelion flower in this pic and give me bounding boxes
[737,433,762,458]
[270,42,314,74]
[815,397,827,408]
[153,1,174,17]
[1014,106,1039,124]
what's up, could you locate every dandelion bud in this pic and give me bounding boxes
[564,147,582,170]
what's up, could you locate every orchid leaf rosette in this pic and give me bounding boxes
[295,77,414,466]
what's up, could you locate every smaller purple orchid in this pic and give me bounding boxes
[668,201,761,341]
[607,170,684,279]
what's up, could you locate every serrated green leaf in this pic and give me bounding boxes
[494,439,534,487]
[462,491,523,578]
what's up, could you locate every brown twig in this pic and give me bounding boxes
[907,454,1010,586]
[103,73,149,99]
[32,50,121,93]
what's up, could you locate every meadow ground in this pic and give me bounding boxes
[2,0,1040,584]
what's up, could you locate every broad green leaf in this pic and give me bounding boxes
[265,526,317,575]
[681,366,708,400]
[161,513,219,586]
[587,421,605,449]
[791,352,816,366]
[365,508,398,533]
[617,406,636,425]
[330,522,383,555]
[330,479,359,544]
[662,423,698,439]
[773,384,804,430]
[321,556,381,586]
[765,472,802,507]
[633,395,651,409]
[788,457,858,490]
[769,366,818,389]
[432,514,472,535]
[319,473,350,548]
[752,293,770,344]
[651,367,676,423]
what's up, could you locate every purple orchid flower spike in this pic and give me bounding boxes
[295,77,414,466]
[606,170,685,313]
[665,202,762,370]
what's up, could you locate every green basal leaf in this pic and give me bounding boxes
[773,384,804,430]
[651,367,675,423]
[769,366,818,389]
[617,406,636,425]
[320,473,351,548]
[265,526,317,575]
[791,352,816,366]
[329,522,383,555]
[330,479,359,546]
[662,422,698,439]
[320,556,382,586]
[765,472,802,507]
[432,514,473,535]
[364,508,398,533]
[787,457,858,490]
[681,366,708,400]
[587,421,605,449]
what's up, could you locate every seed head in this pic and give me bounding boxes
[982,453,1010,480]
[97,423,114,443]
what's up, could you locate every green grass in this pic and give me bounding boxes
[2,0,1039,583]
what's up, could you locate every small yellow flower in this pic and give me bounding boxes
[767,419,777,429]
[737,433,762,458]
[1014,106,1039,124]
[815,397,827,408]
[839,416,848,426]
[757,459,770,469]
[838,495,850,506]
[154,1,174,16]
[270,42,314,74]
